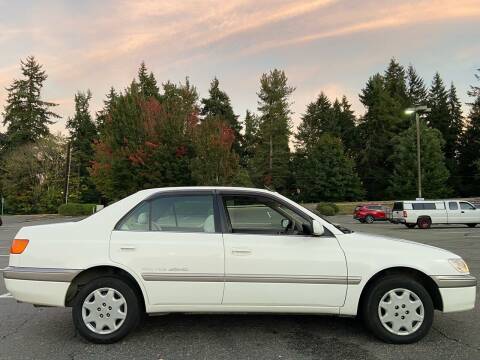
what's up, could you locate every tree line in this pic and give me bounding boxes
[1,56,479,213]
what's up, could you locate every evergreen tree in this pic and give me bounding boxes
[357,73,399,198]
[241,110,259,167]
[137,62,159,98]
[406,65,427,105]
[446,82,464,191]
[296,93,357,152]
[384,58,408,109]
[333,95,357,152]
[425,74,465,193]
[201,78,242,153]
[458,69,480,196]
[251,69,294,192]
[427,72,453,148]
[388,123,450,198]
[293,134,364,202]
[66,90,99,202]
[2,56,59,149]
[295,92,332,149]
[96,87,118,132]
[447,83,463,157]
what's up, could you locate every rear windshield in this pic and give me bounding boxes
[393,202,403,211]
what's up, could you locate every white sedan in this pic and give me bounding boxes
[2,187,476,344]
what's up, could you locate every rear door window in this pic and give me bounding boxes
[449,202,459,210]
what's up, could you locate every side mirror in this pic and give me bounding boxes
[312,219,324,236]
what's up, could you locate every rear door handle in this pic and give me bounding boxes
[120,246,136,251]
[231,248,252,256]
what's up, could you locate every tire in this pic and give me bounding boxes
[405,223,416,229]
[72,276,141,344]
[417,217,431,229]
[362,275,434,344]
[359,219,366,223]
[467,224,477,228]
[365,215,375,224]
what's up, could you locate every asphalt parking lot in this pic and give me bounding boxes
[0,215,479,360]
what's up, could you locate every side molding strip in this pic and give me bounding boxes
[141,273,362,285]
[2,266,81,282]
[431,275,477,288]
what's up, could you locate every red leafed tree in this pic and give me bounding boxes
[190,117,242,185]
[90,72,198,201]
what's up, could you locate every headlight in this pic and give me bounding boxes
[448,258,469,273]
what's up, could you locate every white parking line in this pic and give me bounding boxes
[0,293,12,299]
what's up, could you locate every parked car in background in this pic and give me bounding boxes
[390,200,480,229]
[354,204,390,223]
[2,187,476,344]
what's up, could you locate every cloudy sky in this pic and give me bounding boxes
[0,0,479,134]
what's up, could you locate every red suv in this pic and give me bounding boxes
[354,204,389,223]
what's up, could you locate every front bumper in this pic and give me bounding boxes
[432,275,477,313]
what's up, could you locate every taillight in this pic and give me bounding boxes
[10,239,29,254]
[403,210,408,217]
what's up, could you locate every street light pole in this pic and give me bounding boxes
[405,105,430,200]
[415,112,422,199]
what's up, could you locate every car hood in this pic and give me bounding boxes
[338,231,458,259]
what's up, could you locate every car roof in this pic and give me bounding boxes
[394,199,470,203]
[136,186,277,196]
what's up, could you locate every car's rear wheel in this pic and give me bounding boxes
[365,215,375,224]
[362,275,434,343]
[72,276,141,343]
[467,224,477,228]
[417,217,431,229]
[405,223,416,229]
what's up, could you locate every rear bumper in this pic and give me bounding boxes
[390,218,406,224]
[2,266,80,307]
[4,278,70,307]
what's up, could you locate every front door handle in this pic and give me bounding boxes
[231,248,252,256]
[120,246,136,251]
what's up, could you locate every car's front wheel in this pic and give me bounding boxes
[72,276,141,343]
[362,275,434,343]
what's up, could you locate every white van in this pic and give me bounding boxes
[390,200,479,229]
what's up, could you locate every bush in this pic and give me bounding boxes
[315,202,339,216]
[58,203,96,216]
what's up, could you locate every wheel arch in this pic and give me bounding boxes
[357,266,443,315]
[65,265,147,312]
